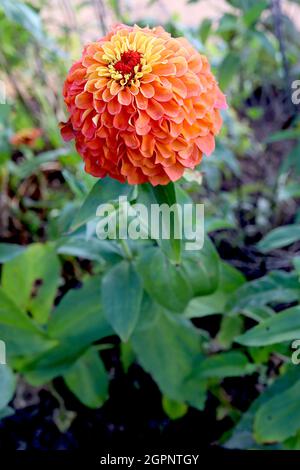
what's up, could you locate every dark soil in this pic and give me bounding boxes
[0,359,236,451]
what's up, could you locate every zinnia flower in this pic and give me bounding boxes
[10,128,42,148]
[61,24,227,186]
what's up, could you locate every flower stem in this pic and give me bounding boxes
[120,238,133,260]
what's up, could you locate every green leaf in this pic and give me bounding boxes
[63,347,109,409]
[102,261,143,341]
[137,237,220,313]
[162,396,188,420]
[265,129,300,143]
[0,244,26,263]
[241,306,275,323]
[136,246,193,313]
[48,276,113,346]
[199,18,212,44]
[21,342,88,385]
[279,141,300,176]
[181,236,220,297]
[218,53,241,90]
[0,287,55,357]
[227,271,300,313]
[57,237,122,264]
[134,293,160,332]
[242,1,267,27]
[225,367,300,449]
[184,262,245,318]
[254,380,300,443]
[17,149,69,178]
[1,243,60,324]
[236,306,300,346]
[0,406,14,420]
[217,315,244,349]
[257,225,300,252]
[195,351,256,379]
[70,178,133,231]
[131,310,207,410]
[0,0,45,41]
[0,365,16,409]
[293,257,300,279]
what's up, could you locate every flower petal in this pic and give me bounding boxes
[196,133,215,156]
[140,83,155,99]
[118,88,132,105]
[146,99,164,120]
[108,97,122,115]
[152,62,176,76]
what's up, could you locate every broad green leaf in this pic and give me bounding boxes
[70,178,132,231]
[0,287,55,357]
[162,396,188,420]
[225,367,300,449]
[137,237,220,313]
[0,365,16,409]
[227,271,300,313]
[136,246,193,313]
[57,237,122,264]
[241,306,275,323]
[254,380,300,443]
[1,243,60,324]
[184,262,245,318]
[48,276,113,345]
[102,261,143,341]
[131,311,207,409]
[21,342,89,385]
[195,351,256,379]
[218,53,241,90]
[236,306,300,346]
[257,225,300,252]
[134,293,160,332]
[63,347,109,409]
[0,243,26,263]
[181,236,220,297]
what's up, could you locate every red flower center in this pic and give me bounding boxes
[114,51,142,76]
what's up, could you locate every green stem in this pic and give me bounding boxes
[120,238,133,260]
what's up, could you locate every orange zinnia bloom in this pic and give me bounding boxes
[10,128,42,148]
[61,24,227,186]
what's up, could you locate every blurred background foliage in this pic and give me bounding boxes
[1,0,300,450]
